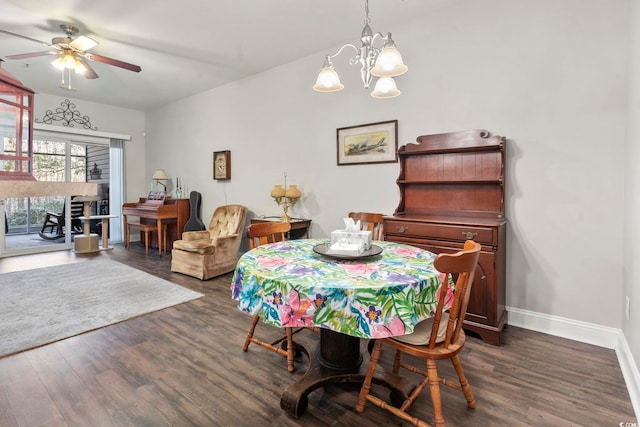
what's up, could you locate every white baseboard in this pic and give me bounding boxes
[617,333,640,421]
[506,305,619,348]
[506,305,640,420]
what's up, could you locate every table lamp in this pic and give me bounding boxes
[271,173,302,222]
[152,169,168,192]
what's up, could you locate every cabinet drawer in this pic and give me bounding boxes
[384,220,496,245]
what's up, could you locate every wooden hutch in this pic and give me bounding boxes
[384,129,507,345]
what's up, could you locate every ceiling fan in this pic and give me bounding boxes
[0,24,141,83]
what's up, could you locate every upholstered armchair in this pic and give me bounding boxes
[171,204,248,280]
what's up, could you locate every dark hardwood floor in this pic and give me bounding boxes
[0,243,636,426]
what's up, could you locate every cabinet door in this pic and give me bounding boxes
[384,236,495,324]
[417,241,493,325]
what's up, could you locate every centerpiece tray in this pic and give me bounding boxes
[312,243,383,260]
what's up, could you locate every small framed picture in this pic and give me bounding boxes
[213,150,231,180]
[337,120,398,166]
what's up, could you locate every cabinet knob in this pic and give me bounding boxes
[396,226,409,233]
[462,231,478,239]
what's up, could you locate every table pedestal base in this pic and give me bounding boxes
[280,329,413,419]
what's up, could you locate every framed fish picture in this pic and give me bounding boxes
[336,120,398,165]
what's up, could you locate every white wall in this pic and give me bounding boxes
[147,0,628,329]
[33,93,147,204]
[625,0,640,411]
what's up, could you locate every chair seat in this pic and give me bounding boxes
[173,238,215,254]
[392,313,449,345]
[389,328,467,360]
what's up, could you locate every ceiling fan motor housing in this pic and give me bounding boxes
[59,24,79,36]
[51,36,72,47]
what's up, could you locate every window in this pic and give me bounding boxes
[4,134,108,237]
[0,70,34,180]
[32,139,87,182]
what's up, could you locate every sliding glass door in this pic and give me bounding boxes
[3,133,111,253]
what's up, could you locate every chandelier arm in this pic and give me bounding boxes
[372,32,392,45]
[327,43,360,60]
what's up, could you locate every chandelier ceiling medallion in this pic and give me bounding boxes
[312,0,408,98]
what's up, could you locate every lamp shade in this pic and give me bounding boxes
[284,184,301,199]
[74,59,87,73]
[63,52,77,69]
[371,45,408,77]
[152,169,168,180]
[371,77,401,99]
[313,65,345,92]
[51,57,66,71]
[271,185,286,198]
[52,51,88,74]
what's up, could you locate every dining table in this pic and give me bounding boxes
[231,238,447,418]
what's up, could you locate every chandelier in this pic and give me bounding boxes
[312,0,408,98]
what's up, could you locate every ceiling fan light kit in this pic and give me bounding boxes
[0,24,141,90]
[312,0,408,98]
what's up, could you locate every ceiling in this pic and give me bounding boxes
[0,0,450,112]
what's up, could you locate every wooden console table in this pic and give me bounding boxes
[250,216,311,240]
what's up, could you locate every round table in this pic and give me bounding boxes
[231,238,445,418]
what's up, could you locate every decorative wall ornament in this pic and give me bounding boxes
[35,99,98,130]
[89,163,102,180]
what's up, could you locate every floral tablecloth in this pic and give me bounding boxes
[231,239,449,339]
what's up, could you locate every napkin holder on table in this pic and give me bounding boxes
[328,218,372,255]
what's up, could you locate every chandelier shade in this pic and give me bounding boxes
[371,77,401,99]
[312,0,407,98]
[370,44,408,77]
[312,59,345,92]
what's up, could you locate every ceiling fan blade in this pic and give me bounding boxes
[70,35,98,52]
[6,51,56,60]
[0,28,51,46]
[84,52,141,72]
[77,57,99,79]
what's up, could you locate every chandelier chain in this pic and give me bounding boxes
[364,0,370,24]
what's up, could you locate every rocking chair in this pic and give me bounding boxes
[39,198,84,240]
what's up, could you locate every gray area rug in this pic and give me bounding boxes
[0,259,203,358]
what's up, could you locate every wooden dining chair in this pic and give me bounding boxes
[348,211,385,240]
[356,240,481,427]
[242,221,305,372]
